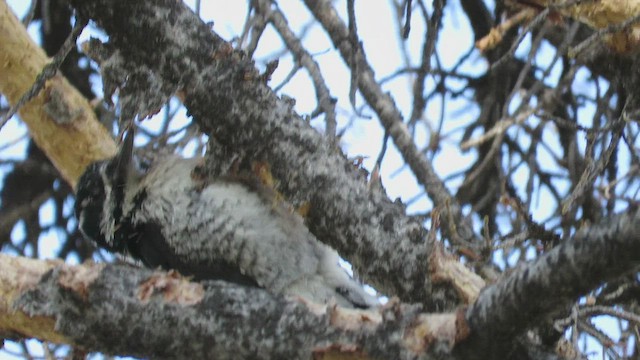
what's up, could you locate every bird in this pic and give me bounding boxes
[74,129,378,308]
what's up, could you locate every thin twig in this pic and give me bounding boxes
[489,8,547,72]
[347,0,360,112]
[569,13,640,58]
[561,117,625,215]
[21,0,38,26]
[305,0,480,248]
[402,0,413,39]
[0,15,88,130]
[255,0,338,139]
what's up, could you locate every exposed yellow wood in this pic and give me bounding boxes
[558,0,640,29]
[0,254,69,343]
[0,0,116,188]
[527,0,640,53]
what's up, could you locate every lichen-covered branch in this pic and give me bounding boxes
[302,0,480,252]
[64,0,440,305]
[456,208,640,359]
[1,254,468,360]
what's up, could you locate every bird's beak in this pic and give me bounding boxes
[116,128,135,168]
[108,127,135,188]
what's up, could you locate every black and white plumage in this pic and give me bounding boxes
[75,130,377,308]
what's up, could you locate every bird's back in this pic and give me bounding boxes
[127,155,377,308]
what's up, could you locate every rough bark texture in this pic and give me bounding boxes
[458,207,640,359]
[303,0,479,252]
[66,0,438,307]
[1,254,467,360]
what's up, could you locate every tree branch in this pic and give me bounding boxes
[252,0,338,139]
[0,0,115,187]
[64,0,441,305]
[0,254,468,360]
[456,207,640,359]
[302,0,480,252]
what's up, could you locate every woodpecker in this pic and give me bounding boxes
[75,129,377,308]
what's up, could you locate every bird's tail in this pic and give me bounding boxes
[286,249,379,308]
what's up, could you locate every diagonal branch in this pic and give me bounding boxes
[252,0,338,139]
[1,253,465,360]
[302,0,480,251]
[65,0,438,304]
[456,207,640,359]
[0,0,116,187]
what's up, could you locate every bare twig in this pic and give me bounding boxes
[0,15,87,130]
[253,0,338,138]
[304,0,479,249]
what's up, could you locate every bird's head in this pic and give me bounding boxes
[75,129,136,252]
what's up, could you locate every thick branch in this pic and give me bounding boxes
[0,0,115,187]
[302,0,479,251]
[64,0,439,305]
[0,254,467,360]
[456,208,640,359]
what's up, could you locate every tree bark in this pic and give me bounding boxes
[65,0,441,307]
[0,254,466,360]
